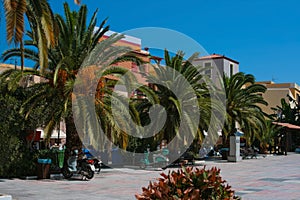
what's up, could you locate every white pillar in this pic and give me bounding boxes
[228,135,242,162]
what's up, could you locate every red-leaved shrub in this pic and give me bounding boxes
[136,166,240,200]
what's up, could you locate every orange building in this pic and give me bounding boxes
[96,30,162,99]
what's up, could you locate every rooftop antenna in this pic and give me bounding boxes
[9,58,17,70]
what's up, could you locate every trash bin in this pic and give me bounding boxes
[220,148,229,160]
[37,158,52,179]
[57,150,65,168]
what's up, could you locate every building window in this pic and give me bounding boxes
[204,62,211,78]
[230,64,234,77]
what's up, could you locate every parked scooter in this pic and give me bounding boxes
[62,149,95,180]
[140,147,169,169]
[83,148,102,173]
[91,158,102,173]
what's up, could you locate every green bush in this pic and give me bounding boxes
[0,131,37,178]
[136,166,240,200]
[0,79,57,178]
[37,149,52,159]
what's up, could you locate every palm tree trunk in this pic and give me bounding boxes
[20,40,24,74]
[231,120,236,135]
[65,113,83,161]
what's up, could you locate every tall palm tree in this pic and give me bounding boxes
[72,63,141,151]
[3,0,56,73]
[1,2,110,148]
[223,72,268,145]
[144,50,224,154]
[35,3,111,151]
[2,2,145,156]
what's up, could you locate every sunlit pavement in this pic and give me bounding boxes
[204,153,300,200]
[0,153,300,200]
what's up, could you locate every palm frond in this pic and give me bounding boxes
[4,0,26,45]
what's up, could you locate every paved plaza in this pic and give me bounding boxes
[0,153,300,200]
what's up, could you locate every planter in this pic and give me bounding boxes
[37,159,52,179]
[220,148,229,160]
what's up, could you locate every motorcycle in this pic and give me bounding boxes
[62,149,95,180]
[140,147,169,169]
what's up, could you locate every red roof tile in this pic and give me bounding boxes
[195,53,239,64]
[272,122,300,130]
[198,54,224,59]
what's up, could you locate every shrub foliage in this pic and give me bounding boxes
[136,166,240,200]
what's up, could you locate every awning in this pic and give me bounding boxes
[272,122,300,130]
[37,128,67,139]
[26,130,41,142]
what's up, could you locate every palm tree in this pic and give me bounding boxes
[2,2,146,158]
[272,98,300,126]
[1,2,110,149]
[73,64,140,151]
[223,72,268,145]
[35,3,111,151]
[3,0,56,73]
[258,120,281,153]
[143,50,224,154]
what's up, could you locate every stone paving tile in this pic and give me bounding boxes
[203,153,300,200]
[0,153,300,199]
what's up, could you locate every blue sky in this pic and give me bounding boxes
[0,0,299,84]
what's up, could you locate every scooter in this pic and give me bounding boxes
[140,147,169,169]
[83,148,102,174]
[87,157,102,173]
[62,149,95,180]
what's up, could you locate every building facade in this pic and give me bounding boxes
[256,81,300,115]
[193,53,239,82]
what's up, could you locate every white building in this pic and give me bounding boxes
[193,53,239,82]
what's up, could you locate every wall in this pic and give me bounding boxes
[260,88,291,115]
[257,81,300,115]
[193,57,239,85]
